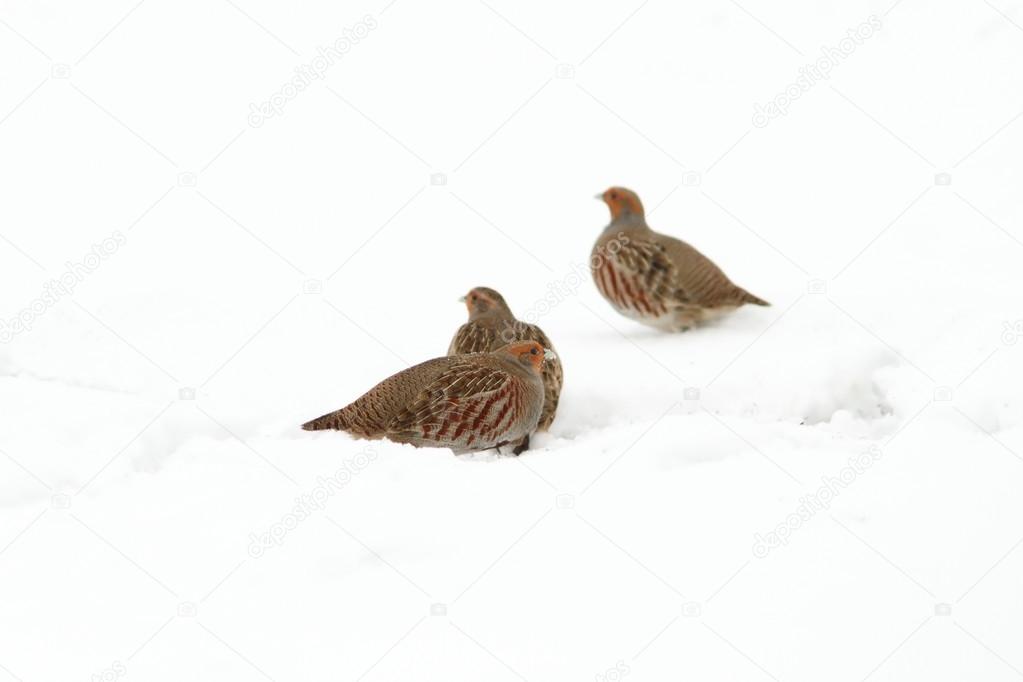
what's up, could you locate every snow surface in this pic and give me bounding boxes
[1,0,1022,680]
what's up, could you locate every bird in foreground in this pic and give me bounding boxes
[302,341,553,455]
[592,187,769,331]
[448,287,563,453]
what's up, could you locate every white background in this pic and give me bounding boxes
[1,0,1022,680]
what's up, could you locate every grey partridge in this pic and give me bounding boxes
[592,187,769,331]
[302,341,552,455]
[448,287,563,452]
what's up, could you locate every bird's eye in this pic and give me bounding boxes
[470,294,477,301]
[530,347,538,355]
[610,192,618,200]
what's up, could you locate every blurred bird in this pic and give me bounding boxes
[302,341,552,455]
[448,287,563,451]
[592,187,769,331]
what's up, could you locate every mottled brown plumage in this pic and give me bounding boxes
[302,341,550,455]
[448,288,563,446]
[593,187,769,331]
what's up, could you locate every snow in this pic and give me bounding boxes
[1,0,1022,680]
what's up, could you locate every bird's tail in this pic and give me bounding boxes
[301,409,348,431]
[738,288,770,306]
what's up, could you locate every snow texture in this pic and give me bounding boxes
[1,0,1022,680]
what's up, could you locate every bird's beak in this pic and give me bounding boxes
[543,348,557,361]
[594,193,604,200]
[458,295,467,303]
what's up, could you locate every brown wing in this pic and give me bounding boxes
[656,235,763,307]
[386,363,521,449]
[594,239,684,316]
[448,322,500,355]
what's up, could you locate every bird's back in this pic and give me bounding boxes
[656,233,740,305]
[448,321,501,355]
[302,356,456,434]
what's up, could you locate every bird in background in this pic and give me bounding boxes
[448,287,563,453]
[302,341,554,455]
[592,187,769,331]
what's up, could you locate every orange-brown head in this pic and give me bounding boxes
[497,340,554,375]
[460,286,513,320]
[597,187,645,220]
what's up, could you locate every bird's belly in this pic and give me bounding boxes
[591,256,667,320]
